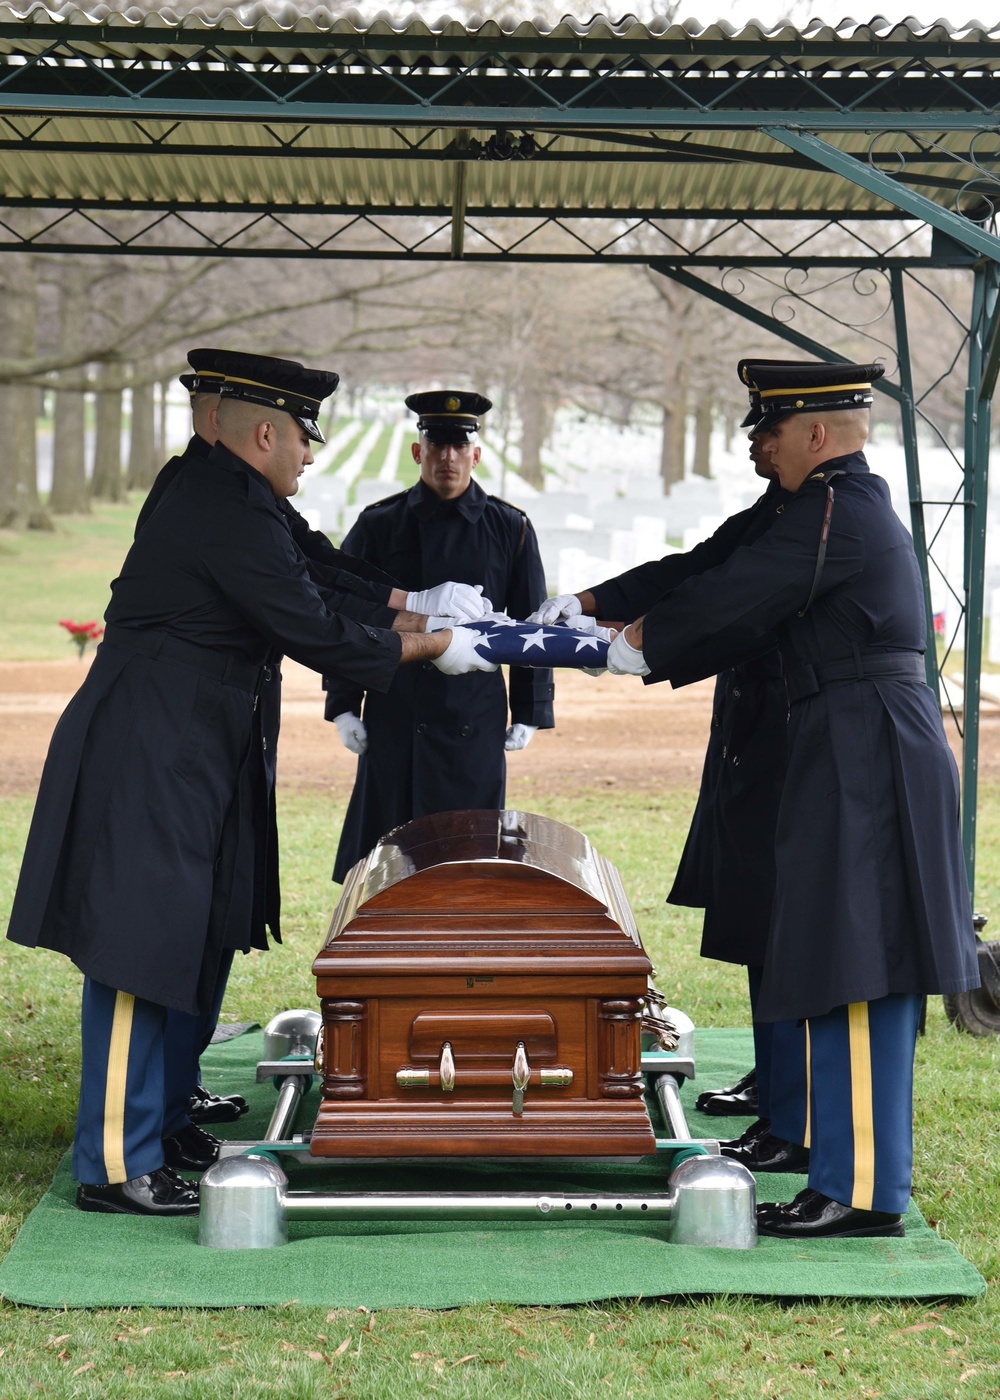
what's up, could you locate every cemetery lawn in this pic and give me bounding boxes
[0,499,998,1395]
[0,787,998,1397]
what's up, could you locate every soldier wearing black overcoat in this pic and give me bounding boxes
[6,361,496,1217]
[326,391,554,883]
[604,359,979,1238]
[140,352,490,1131]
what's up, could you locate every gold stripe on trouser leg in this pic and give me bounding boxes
[848,1002,876,1210]
[103,991,135,1185]
[803,1021,812,1150]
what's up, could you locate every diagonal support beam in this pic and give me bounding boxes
[648,260,904,402]
[763,127,1000,265]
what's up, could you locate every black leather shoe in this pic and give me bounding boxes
[756,1187,903,1239]
[162,1121,221,1172]
[721,1118,810,1173]
[76,1166,200,1217]
[696,1067,759,1116]
[188,1083,249,1125]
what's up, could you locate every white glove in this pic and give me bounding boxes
[607,630,651,677]
[528,593,583,625]
[407,582,492,621]
[505,723,538,751]
[333,711,368,754]
[431,628,500,676]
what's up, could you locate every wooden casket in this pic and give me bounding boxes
[310,810,657,1158]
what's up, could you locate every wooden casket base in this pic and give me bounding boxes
[310,1101,656,1158]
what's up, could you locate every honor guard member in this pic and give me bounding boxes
[142,351,490,1131]
[602,359,979,1238]
[6,361,495,1216]
[530,408,808,1170]
[326,390,554,882]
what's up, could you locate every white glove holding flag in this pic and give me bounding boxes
[606,630,650,677]
[407,582,492,621]
[432,628,500,675]
[528,593,583,625]
[504,723,538,751]
[333,711,368,754]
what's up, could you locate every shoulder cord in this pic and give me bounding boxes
[798,470,845,617]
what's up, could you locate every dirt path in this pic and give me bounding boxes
[1,656,989,803]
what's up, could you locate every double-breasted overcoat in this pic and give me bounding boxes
[591,481,788,966]
[640,451,979,1022]
[7,445,402,1015]
[325,478,554,881]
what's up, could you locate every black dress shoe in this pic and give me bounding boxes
[696,1067,759,1116]
[162,1121,221,1172]
[76,1166,200,1217]
[721,1118,810,1173]
[756,1187,903,1239]
[188,1083,249,1125]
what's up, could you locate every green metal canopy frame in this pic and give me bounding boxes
[1,5,999,949]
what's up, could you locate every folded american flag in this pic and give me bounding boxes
[459,617,611,669]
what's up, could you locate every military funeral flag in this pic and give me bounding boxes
[461,618,611,668]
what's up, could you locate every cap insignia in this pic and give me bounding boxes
[446,396,460,411]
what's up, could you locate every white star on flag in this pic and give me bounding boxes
[573,634,602,652]
[521,628,557,652]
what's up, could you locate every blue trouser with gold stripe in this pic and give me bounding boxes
[747,966,808,1137]
[73,978,189,1185]
[770,992,922,1215]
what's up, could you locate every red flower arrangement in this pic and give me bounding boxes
[59,619,104,659]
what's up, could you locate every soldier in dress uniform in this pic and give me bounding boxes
[145,352,491,1136]
[530,413,809,1173]
[6,361,496,1216]
[603,359,979,1237]
[326,390,554,882]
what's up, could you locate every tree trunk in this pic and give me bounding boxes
[154,380,167,462]
[517,381,547,489]
[91,362,124,501]
[0,254,48,529]
[692,397,713,478]
[50,266,91,515]
[126,377,157,491]
[659,403,682,492]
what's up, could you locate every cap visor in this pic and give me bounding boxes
[294,414,325,444]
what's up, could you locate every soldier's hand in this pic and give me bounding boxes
[431,628,500,675]
[407,582,492,621]
[504,723,538,751]
[333,711,368,754]
[528,593,582,625]
[606,628,650,677]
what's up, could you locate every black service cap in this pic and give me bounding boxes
[405,389,492,445]
[215,354,340,443]
[738,359,884,435]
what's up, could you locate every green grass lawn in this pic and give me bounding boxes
[0,503,140,660]
[0,785,998,1396]
[0,504,998,1394]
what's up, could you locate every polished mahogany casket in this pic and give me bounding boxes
[311,810,657,1158]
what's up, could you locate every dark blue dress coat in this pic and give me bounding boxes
[6,446,402,1015]
[640,452,979,1022]
[325,478,554,882]
[590,482,788,966]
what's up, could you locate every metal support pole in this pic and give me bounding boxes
[962,262,998,893]
[890,267,940,700]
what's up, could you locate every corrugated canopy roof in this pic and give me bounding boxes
[0,4,997,258]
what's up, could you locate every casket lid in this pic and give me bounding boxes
[317,810,651,975]
[330,810,636,923]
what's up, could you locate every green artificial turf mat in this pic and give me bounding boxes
[0,1028,984,1309]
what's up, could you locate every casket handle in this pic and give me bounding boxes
[512,1041,530,1116]
[439,1041,456,1093]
